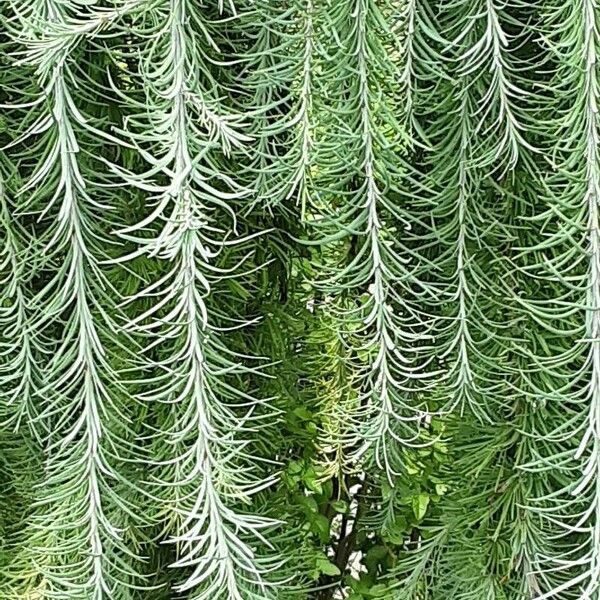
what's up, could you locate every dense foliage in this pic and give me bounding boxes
[0,0,597,598]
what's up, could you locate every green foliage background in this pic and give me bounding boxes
[0,0,596,598]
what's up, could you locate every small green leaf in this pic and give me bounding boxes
[293,406,313,420]
[316,557,341,577]
[304,466,323,494]
[412,493,430,521]
[365,545,388,573]
[382,517,406,545]
[288,460,303,474]
[310,513,331,543]
[331,499,349,513]
[381,481,393,500]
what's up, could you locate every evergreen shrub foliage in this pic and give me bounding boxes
[0,1,597,598]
